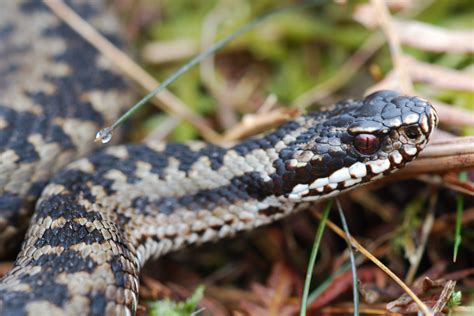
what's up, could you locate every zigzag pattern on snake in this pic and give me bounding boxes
[0,1,438,315]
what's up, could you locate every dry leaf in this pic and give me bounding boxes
[239,262,300,316]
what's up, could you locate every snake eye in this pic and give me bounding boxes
[354,134,381,155]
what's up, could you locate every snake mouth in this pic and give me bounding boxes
[288,159,391,202]
[287,145,415,203]
[428,106,439,135]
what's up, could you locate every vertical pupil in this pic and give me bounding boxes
[354,134,380,154]
[363,137,370,149]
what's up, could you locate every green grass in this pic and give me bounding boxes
[148,285,205,316]
[300,199,332,316]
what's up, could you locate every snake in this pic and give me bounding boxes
[0,1,438,315]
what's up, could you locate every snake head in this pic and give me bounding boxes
[282,90,438,202]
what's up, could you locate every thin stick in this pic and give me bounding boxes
[43,0,221,142]
[313,210,433,316]
[107,0,328,139]
[371,0,413,94]
[294,33,384,108]
[295,0,435,108]
[405,190,437,284]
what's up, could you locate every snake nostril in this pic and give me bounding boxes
[430,107,439,128]
[404,125,420,140]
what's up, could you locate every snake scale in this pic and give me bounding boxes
[0,1,438,315]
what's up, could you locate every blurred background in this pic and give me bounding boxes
[115,0,473,142]
[108,1,473,315]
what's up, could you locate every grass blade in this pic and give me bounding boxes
[300,199,333,316]
[99,0,329,141]
[453,171,467,262]
[336,199,359,316]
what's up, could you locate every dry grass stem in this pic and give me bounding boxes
[432,280,456,313]
[396,20,474,53]
[442,173,474,195]
[425,100,474,127]
[321,303,403,315]
[349,189,396,222]
[44,0,222,142]
[405,192,437,284]
[431,207,474,236]
[294,34,385,108]
[294,0,438,108]
[398,136,474,177]
[404,147,474,193]
[144,116,181,142]
[312,210,433,316]
[422,136,474,158]
[365,68,402,94]
[370,0,413,94]
[412,174,473,196]
[257,94,279,114]
[142,39,198,64]
[406,57,473,92]
[355,6,474,53]
[200,2,239,130]
[223,108,300,141]
[448,305,474,315]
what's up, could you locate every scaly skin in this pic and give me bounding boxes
[0,0,132,255]
[0,2,438,316]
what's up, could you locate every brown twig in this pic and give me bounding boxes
[312,209,433,316]
[44,0,222,143]
[407,57,474,92]
[293,34,385,108]
[442,173,474,196]
[144,116,181,142]
[294,0,436,108]
[222,108,300,141]
[424,99,474,127]
[349,188,397,222]
[368,56,474,92]
[432,280,456,313]
[396,20,474,53]
[383,137,474,188]
[200,1,239,130]
[405,190,437,284]
[422,136,474,158]
[142,39,198,64]
[355,6,474,53]
[431,207,474,240]
[370,0,413,94]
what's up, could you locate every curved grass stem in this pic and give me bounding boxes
[336,199,359,316]
[300,199,333,316]
[99,0,329,142]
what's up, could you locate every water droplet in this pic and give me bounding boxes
[95,127,113,144]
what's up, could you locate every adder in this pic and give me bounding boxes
[0,1,438,315]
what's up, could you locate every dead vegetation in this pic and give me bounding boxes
[36,0,474,315]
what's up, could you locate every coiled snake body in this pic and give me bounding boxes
[0,2,438,315]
